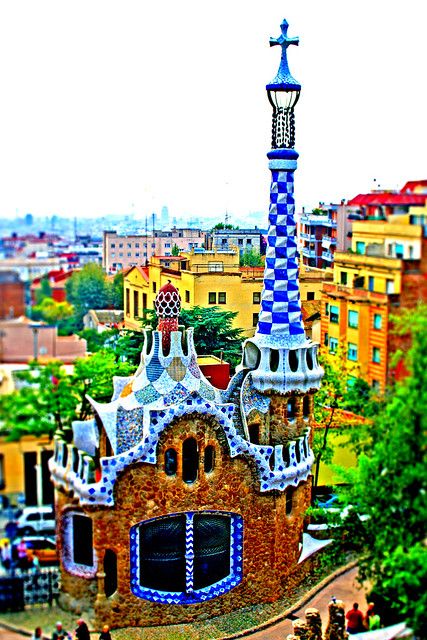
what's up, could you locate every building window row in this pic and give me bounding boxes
[208,292,226,304]
[165,438,216,483]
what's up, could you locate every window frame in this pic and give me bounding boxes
[62,511,97,578]
[329,305,339,324]
[372,347,381,363]
[218,292,226,305]
[130,511,243,604]
[348,309,359,329]
[208,292,217,304]
[373,313,382,330]
[329,337,338,353]
[347,342,358,361]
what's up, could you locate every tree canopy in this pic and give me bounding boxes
[65,264,123,329]
[0,354,136,442]
[239,247,264,267]
[332,305,427,635]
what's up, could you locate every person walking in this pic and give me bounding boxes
[31,627,43,639]
[99,624,112,640]
[345,602,365,634]
[51,620,72,640]
[75,618,91,640]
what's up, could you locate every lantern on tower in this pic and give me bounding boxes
[266,19,301,149]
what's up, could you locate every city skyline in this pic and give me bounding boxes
[0,0,425,222]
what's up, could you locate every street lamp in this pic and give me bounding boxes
[266,19,301,149]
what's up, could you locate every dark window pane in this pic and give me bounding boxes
[193,514,231,589]
[139,515,186,592]
[204,446,215,473]
[104,549,118,597]
[73,515,93,566]
[164,449,177,476]
[182,438,198,484]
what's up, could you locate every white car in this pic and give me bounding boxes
[16,506,56,535]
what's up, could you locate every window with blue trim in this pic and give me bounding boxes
[130,512,243,604]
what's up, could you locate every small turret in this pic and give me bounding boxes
[154,281,181,356]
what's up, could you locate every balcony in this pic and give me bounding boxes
[300,232,316,241]
[323,281,400,305]
[322,251,334,262]
[322,235,337,248]
[302,247,317,258]
[322,219,337,228]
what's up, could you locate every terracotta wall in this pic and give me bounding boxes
[56,414,311,628]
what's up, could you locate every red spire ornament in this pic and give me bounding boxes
[154,281,181,355]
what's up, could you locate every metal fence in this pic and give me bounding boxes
[0,567,60,611]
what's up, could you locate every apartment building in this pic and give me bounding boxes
[103,228,206,273]
[321,218,427,392]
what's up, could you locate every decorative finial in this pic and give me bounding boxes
[267,19,300,92]
[267,19,301,149]
[154,281,181,355]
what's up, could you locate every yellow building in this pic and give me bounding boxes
[124,250,331,339]
[0,435,54,507]
[321,218,427,392]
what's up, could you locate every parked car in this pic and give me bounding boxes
[16,506,55,536]
[12,535,58,565]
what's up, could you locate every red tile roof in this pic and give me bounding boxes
[400,180,427,193]
[348,192,427,206]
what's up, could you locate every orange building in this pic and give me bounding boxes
[321,218,427,392]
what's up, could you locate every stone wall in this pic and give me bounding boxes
[56,413,312,628]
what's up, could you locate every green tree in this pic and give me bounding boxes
[0,353,136,441]
[65,263,112,328]
[110,271,124,310]
[32,297,74,324]
[34,277,52,304]
[77,328,119,353]
[211,223,239,230]
[179,306,244,369]
[334,305,427,635]
[171,244,180,256]
[239,247,263,267]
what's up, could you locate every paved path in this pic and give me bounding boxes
[246,566,369,639]
[0,630,28,640]
[0,566,369,640]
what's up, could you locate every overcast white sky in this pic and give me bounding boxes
[0,0,425,222]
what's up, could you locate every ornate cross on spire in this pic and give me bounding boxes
[267,19,301,91]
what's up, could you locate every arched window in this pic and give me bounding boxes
[130,511,243,604]
[248,424,260,444]
[204,446,215,473]
[182,438,198,484]
[303,395,310,418]
[270,349,280,372]
[286,488,294,515]
[287,397,296,420]
[289,350,298,372]
[62,511,97,578]
[104,549,117,597]
[164,448,177,476]
[73,514,93,566]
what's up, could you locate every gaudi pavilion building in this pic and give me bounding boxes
[49,19,324,629]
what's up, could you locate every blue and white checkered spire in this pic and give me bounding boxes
[255,149,305,347]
